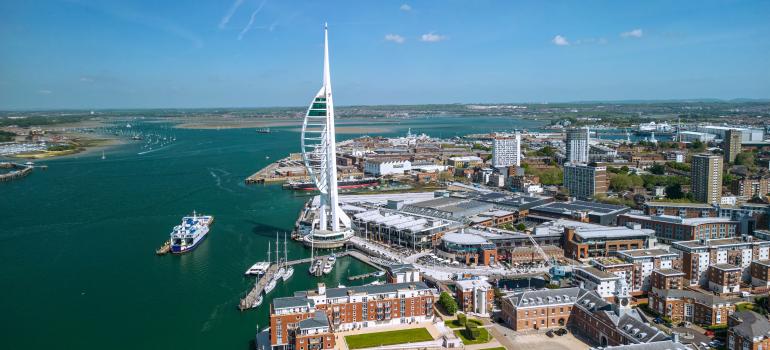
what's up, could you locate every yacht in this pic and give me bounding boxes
[281,234,293,280]
[309,259,322,275]
[245,261,271,276]
[252,294,263,307]
[328,253,336,263]
[264,276,277,294]
[322,260,333,274]
[275,267,286,281]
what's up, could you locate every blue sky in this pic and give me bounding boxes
[1,0,768,109]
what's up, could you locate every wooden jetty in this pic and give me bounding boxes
[155,240,170,255]
[238,249,388,311]
[239,264,280,311]
[347,271,381,281]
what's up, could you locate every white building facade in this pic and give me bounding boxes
[492,133,521,167]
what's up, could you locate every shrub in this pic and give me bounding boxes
[465,322,480,340]
[456,313,467,326]
[439,291,458,315]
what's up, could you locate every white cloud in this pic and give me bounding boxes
[385,34,405,44]
[552,35,569,46]
[420,32,447,42]
[79,77,95,83]
[621,28,643,38]
[219,0,245,29]
[37,89,52,95]
[400,4,411,11]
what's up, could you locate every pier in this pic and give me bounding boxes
[244,156,309,184]
[0,162,37,182]
[238,248,387,311]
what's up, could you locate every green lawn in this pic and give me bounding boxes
[480,347,506,350]
[454,327,491,345]
[444,318,483,329]
[345,328,434,349]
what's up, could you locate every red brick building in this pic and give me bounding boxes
[650,269,685,290]
[618,213,739,244]
[708,264,741,294]
[266,282,437,349]
[750,260,770,288]
[455,279,494,316]
[649,288,735,326]
[728,311,770,350]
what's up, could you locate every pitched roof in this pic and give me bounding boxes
[507,287,580,308]
[731,311,770,340]
[298,311,330,330]
[652,288,733,306]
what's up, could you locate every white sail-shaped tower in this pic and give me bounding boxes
[300,24,352,248]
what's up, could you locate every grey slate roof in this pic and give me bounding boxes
[731,311,770,340]
[507,287,580,308]
[652,288,733,306]
[298,311,330,330]
[273,296,311,310]
[325,281,431,299]
[595,340,689,350]
[387,263,418,274]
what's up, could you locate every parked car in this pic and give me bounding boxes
[555,328,568,336]
[546,330,554,338]
[653,317,663,324]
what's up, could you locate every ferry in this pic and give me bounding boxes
[282,177,379,191]
[245,261,271,276]
[169,212,213,254]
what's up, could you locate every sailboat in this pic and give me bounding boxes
[263,241,276,294]
[282,233,294,281]
[274,233,285,281]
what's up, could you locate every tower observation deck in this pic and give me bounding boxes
[300,24,353,248]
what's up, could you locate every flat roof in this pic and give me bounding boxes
[442,232,490,245]
[711,263,740,271]
[616,248,678,259]
[653,268,685,276]
[532,200,628,216]
[645,202,714,208]
[673,237,769,250]
[753,260,770,268]
[622,213,736,226]
[576,266,620,280]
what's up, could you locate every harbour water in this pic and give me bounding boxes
[0,116,545,349]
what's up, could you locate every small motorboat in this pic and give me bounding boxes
[322,261,333,274]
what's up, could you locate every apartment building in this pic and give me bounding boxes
[563,223,655,260]
[708,264,742,293]
[750,260,770,288]
[574,266,622,298]
[562,162,608,200]
[650,269,685,290]
[649,288,735,326]
[269,282,437,349]
[728,311,770,350]
[617,213,738,244]
[615,248,679,293]
[455,279,494,316]
[643,202,718,218]
[691,154,723,204]
[671,236,770,287]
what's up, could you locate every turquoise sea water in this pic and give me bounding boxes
[0,116,545,349]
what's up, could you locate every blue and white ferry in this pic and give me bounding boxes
[170,211,214,254]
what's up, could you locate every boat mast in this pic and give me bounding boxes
[267,241,271,265]
[284,232,288,268]
[275,232,280,266]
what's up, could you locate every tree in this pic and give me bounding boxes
[665,183,685,199]
[610,174,643,192]
[648,163,666,175]
[620,165,630,174]
[735,151,757,170]
[534,146,556,157]
[515,223,527,231]
[689,140,706,152]
[465,322,481,340]
[439,291,458,315]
